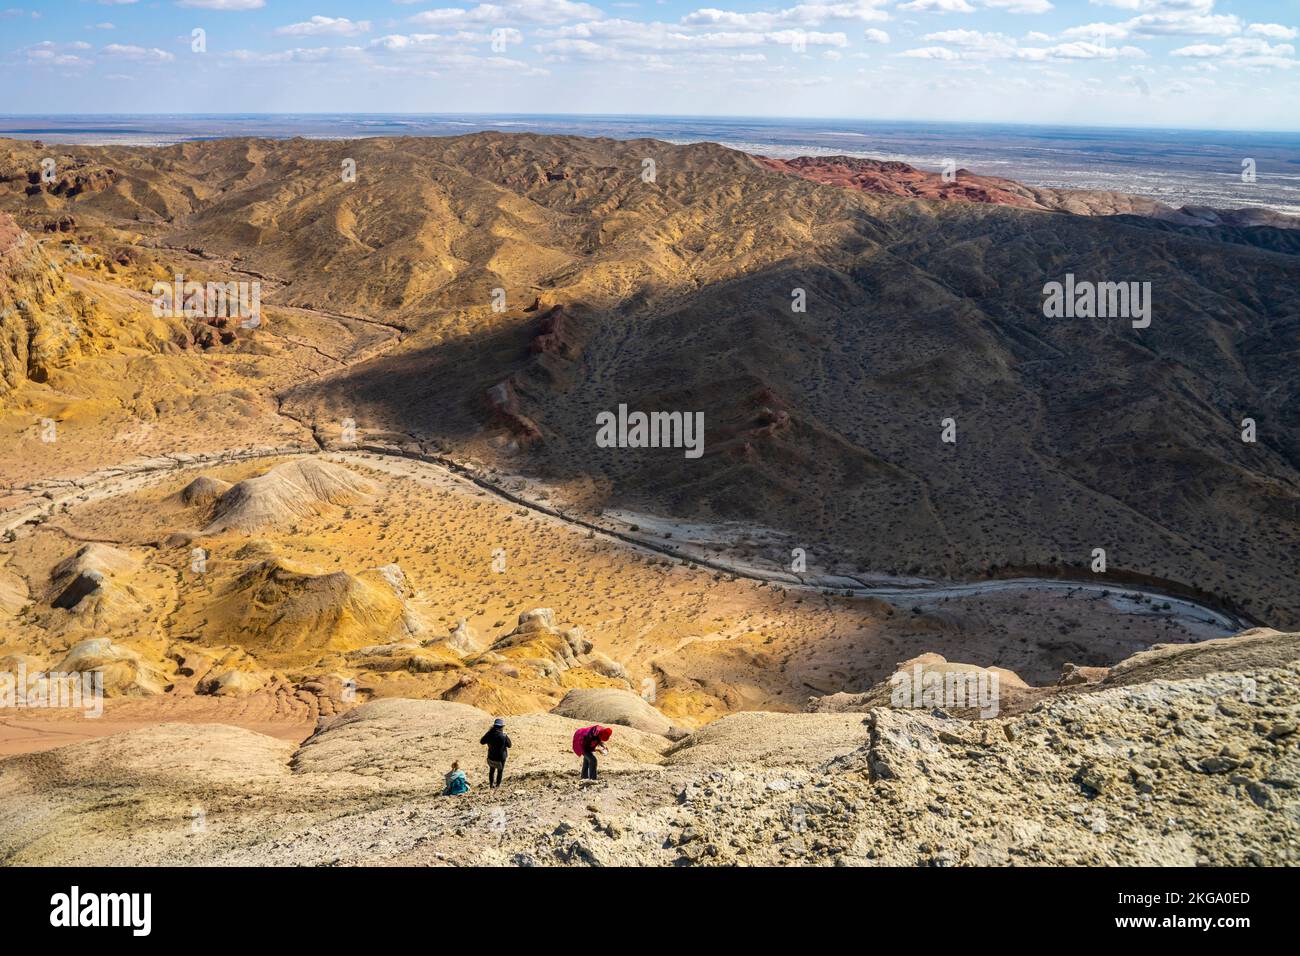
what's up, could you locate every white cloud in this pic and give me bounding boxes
[103,43,176,61]
[1087,0,1214,10]
[863,28,889,43]
[1061,21,1133,41]
[177,0,265,10]
[276,17,371,38]
[1247,23,1298,41]
[1170,36,1297,67]
[681,2,890,29]
[408,1,604,27]
[1025,40,1143,59]
[984,0,1052,13]
[539,18,847,51]
[899,45,961,58]
[898,0,975,12]
[24,42,92,68]
[903,26,1145,62]
[1127,13,1241,38]
[225,35,548,76]
[228,46,360,63]
[1063,11,1241,42]
[924,28,1014,47]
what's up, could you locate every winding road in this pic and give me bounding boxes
[3,435,1252,637]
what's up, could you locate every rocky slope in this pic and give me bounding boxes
[1,628,1294,867]
[0,212,108,394]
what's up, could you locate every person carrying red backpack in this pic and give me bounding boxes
[572,725,612,782]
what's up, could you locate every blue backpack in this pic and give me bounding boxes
[444,770,470,796]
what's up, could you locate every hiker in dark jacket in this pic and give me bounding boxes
[480,718,512,788]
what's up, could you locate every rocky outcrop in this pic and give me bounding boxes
[477,608,595,678]
[28,162,120,199]
[808,652,1029,716]
[0,213,97,393]
[47,544,141,613]
[529,304,578,359]
[485,378,542,442]
[170,643,275,698]
[445,617,480,655]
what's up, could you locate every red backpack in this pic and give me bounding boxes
[572,725,599,755]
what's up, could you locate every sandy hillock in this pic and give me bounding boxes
[412,608,634,716]
[177,475,232,508]
[30,543,177,649]
[169,642,276,698]
[47,543,139,611]
[52,637,170,697]
[551,687,682,738]
[201,459,376,534]
[475,608,595,678]
[199,556,423,658]
[2,628,1293,867]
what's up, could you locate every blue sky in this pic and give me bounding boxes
[3,0,1299,129]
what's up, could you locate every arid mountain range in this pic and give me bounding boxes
[5,132,1294,623]
[2,131,1297,865]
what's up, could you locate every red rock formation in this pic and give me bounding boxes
[528,304,576,359]
[30,164,121,199]
[754,155,1046,210]
[485,378,542,442]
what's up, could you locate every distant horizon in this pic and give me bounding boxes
[3,111,1299,137]
[6,110,1297,216]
